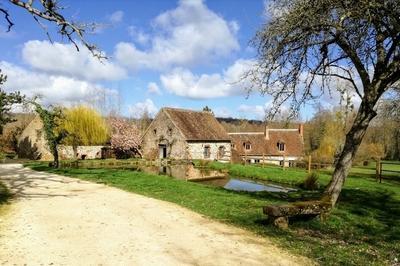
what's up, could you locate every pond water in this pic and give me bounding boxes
[194,177,297,193]
[65,162,296,193]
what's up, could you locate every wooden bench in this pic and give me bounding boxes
[263,200,332,229]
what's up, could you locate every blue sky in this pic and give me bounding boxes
[0,0,324,120]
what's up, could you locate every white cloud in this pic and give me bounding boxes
[238,104,267,120]
[115,0,239,71]
[127,26,150,46]
[147,82,162,95]
[214,107,231,118]
[0,61,118,107]
[108,10,124,24]
[22,40,126,81]
[128,99,158,118]
[238,100,292,120]
[160,59,255,99]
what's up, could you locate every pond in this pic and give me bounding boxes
[64,162,296,193]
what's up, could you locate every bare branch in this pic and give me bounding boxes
[8,0,106,59]
[0,7,14,32]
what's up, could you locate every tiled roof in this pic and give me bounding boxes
[229,129,304,157]
[163,108,230,141]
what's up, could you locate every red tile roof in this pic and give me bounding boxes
[229,129,304,157]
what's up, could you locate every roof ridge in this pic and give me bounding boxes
[162,107,209,114]
[228,132,264,135]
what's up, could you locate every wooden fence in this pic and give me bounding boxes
[375,159,400,183]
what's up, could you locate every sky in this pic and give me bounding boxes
[0,0,338,120]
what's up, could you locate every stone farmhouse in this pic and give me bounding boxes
[228,124,304,166]
[141,108,231,162]
[17,116,106,160]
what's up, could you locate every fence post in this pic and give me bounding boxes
[379,160,383,183]
[375,158,380,182]
[308,155,311,173]
[262,153,265,168]
[282,155,286,170]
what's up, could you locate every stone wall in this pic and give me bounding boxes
[58,146,106,160]
[141,110,188,160]
[239,155,302,166]
[17,116,108,160]
[187,141,231,161]
[17,116,53,161]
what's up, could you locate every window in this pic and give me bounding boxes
[277,142,285,151]
[218,146,226,158]
[153,129,157,135]
[243,142,251,150]
[167,127,173,136]
[203,145,211,159]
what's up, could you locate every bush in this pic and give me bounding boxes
[197,160,210,167]
[300,172,320,190]
[0,152,5,160]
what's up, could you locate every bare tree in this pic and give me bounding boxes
[1,0,104,58]
[249,0,400,206]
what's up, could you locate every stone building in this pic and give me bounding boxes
[17,115,107,160]
[229,124,304,166]
[18,116,53,160]
[141,108,231,161]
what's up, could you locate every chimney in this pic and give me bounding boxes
[264,124,269,140]
[298,123,304,138]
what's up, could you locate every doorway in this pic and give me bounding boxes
[159,144,167,159]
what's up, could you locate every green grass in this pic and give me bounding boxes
[25,161,400,265]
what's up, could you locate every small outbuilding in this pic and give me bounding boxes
[141,107,231,162]
[229,124,304,166]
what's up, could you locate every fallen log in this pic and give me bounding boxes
[263,200,331,229]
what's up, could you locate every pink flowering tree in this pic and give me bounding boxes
[109,117,142,158]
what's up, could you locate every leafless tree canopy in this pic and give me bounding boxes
[250,0,400,119]
[1,0,104,58]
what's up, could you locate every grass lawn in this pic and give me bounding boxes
[25,161,400,265]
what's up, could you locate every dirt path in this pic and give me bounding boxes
[0,164,312,265]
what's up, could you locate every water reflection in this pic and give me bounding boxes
[64,162,296,193]
[140,164,226,181]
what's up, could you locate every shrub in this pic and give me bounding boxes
[197,160,210,167]
[300,172,320,190]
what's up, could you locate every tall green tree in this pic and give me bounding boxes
[250,0,400,206]
[59,106,108,157]
[31,102,66,168]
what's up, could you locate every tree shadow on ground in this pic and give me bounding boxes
[0,181,12,205]
[0,165,80,199]
[337,188,400,241]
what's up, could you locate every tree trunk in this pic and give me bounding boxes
[52,144,59,168]
[324,100,378,206]
[73,144,78,160]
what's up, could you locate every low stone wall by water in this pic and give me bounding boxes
[59,146,107,160]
